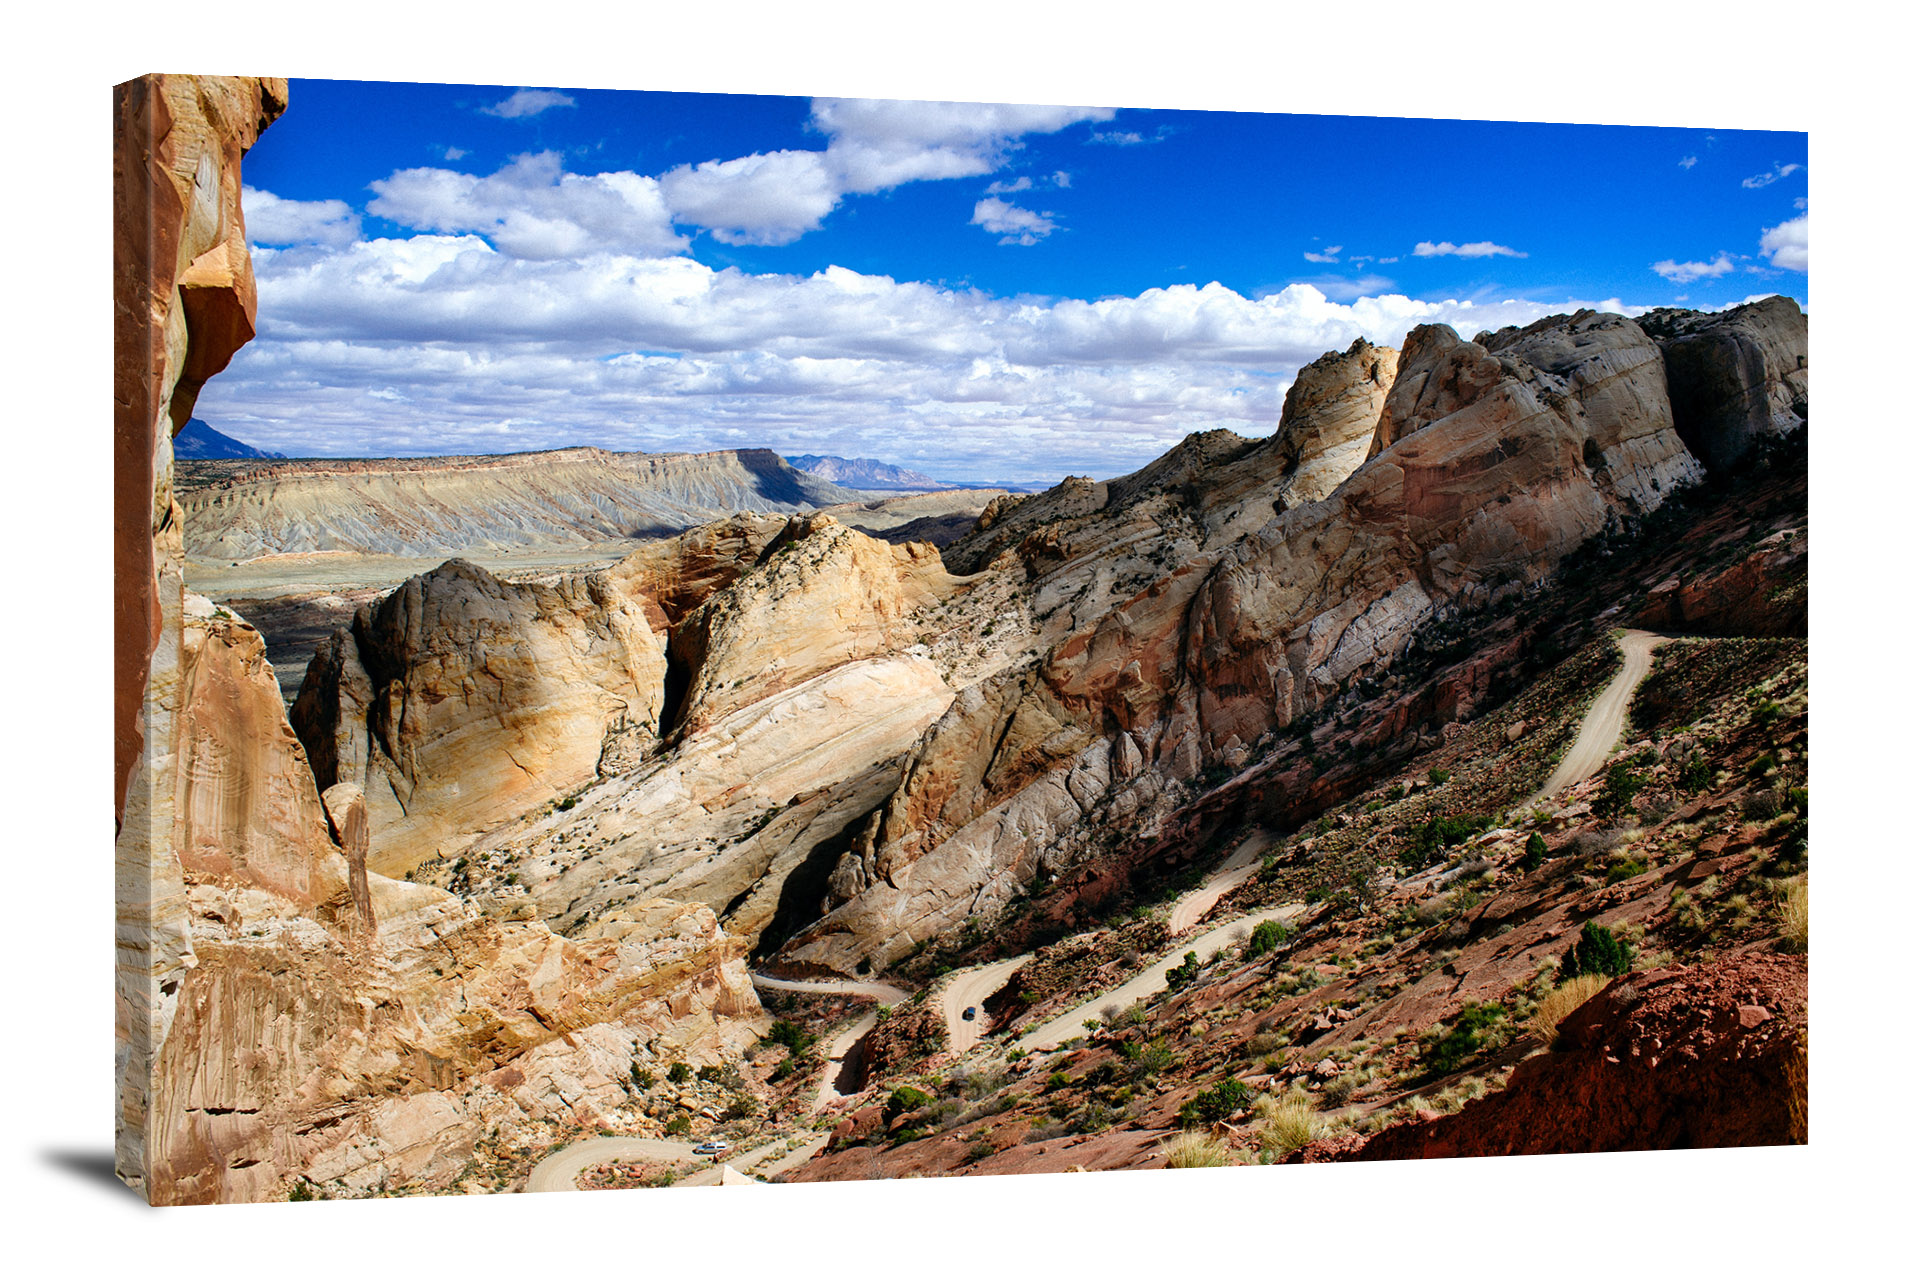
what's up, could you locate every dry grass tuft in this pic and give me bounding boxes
[1160,1131,1229,1168]
[1777,877,1808,952]
[1786,1028,1808,1143]
[1253,1094,1321,1155]
[1529,973,1611,1048]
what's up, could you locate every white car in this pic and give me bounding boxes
[691,1139,731,1156]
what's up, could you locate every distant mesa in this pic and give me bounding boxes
[175,417,285,460]
[785,453,944,491]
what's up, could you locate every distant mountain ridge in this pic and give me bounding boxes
[175,417,284,460]
[785,454,943,490]
[176,446,868,561]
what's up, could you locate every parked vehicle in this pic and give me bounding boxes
[962,1006,977,1021]
[692,1139,731,1156]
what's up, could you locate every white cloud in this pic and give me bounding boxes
[1414,240,1527,259]
[1651,254,1736,284]
[1302,246,1341,264]
[1793,196,1807,211]
[1679,155,1698,169]
[659,150,839,245]
[1052,170,1072,188]
[1087,130,1145,145]
[199,233,1669,482]
[242,187,363,248]
[810,98,1112,194]
[1741,162,1803,190]
[986,176,1033,194]
[481,88,577,119]
[971,197,1058,246]
[1759,215,1808,272]
[443,147,468,162]
[368,152,687,259]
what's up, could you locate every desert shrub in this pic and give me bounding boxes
[1164,951,1202,991]
[1528,973,1611,1048]
[1428,766,1452,785]
[885,1085,934,1119]
[1594,763,1646,817]
[1422,1002,1509,1076]
[1752,697,1784,727]
[1409,812,1492,861]
[666,1062,691,1084]
[1523,832,1549,871]
[1179,1078,1253,1127]
[1247,1031,1287,1056]
[1743,789,1783,820]
[557,795,578,812]
[1045,1071,1073,1093]
[630,1064,654,1090]
[696,1064,724,1083]
[1254,1095,1320,1155]
[1678,752,1713,792]
[1246,919,1291,958]
[1320,1072,1365,1107]
[1161,1131,1229,1168]
[1123,1037,1177,1082]
[1561,921,1634,980]
[1571,828,1625,860]
[286,1181,316,1202]
[663,1114,691,1137]
[763,1019,817,1057]
[1787,786,1808,814]
[1606,857,1649,884]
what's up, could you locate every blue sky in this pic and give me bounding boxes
[200,79,1808,482]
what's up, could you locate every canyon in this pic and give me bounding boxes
[117,74,1809,1203]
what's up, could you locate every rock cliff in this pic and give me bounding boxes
[116,74,766,1205]
[1637,296,1809,471]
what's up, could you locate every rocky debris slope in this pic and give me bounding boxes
[177,446,866,560]
[291,559,670,877]
[117,75,769,1205]
[1299,954,1807,1159]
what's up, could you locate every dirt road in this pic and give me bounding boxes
[1014,902,1308,1052]
[1532,629,1666,803]
[527,1131,826,1192]
[750,973,910,1112]
[940,955,1033,1056]
[1167,828,1276,934]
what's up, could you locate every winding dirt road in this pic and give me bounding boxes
[751,973,910,1112]
[1531,629,1666,803]
[1168,828,1276,934]
[1014,902,1308,1051]
[526,1131,830,1192]
[940,955,1033,1055]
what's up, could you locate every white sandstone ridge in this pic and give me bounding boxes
[177,445,867,560]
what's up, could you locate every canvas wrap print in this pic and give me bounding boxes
[112,73,1810,1205]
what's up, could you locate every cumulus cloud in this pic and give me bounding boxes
[1651,254,1736,284]
[659,150,839,245]
[482,88,577,119]
[1302,245,1342,264]
[368,152,687,259]
[1414,240,1527,259]
[198,232,1670,481]
[972,198,1058,246]
[242,187,362,247]
[1679,155,1698,169]
[1759,215,1808,271]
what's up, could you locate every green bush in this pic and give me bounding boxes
[886,1085,934,1119]
[1164,951,1201,991]
[763,1019,817,1057]
[666,1062,691,1084]
[1679,752,1712,792]
[1523,832,1549,871]
[1787,786,1808,814]
[1245,919,1291,958]
[1422,1001,1508,1076]
[1411,813,1492,861]
[630,1064,654,1090]
[1560,921,1634,980]
[664,1113,691,1136]
[557,794,578,812]
[1595,763,1646,817]
[1428,766,1452,785]
[1179,1078,1253,1127]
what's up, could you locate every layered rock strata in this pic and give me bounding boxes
[115,74,765,1205]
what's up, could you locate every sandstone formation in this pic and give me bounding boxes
[1268,338,1399,508]
[116,74,767,1205]
[772,305,1805,975]
[292,559,669,876]
[667,515,960,735]
[1638,296,1809,471]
